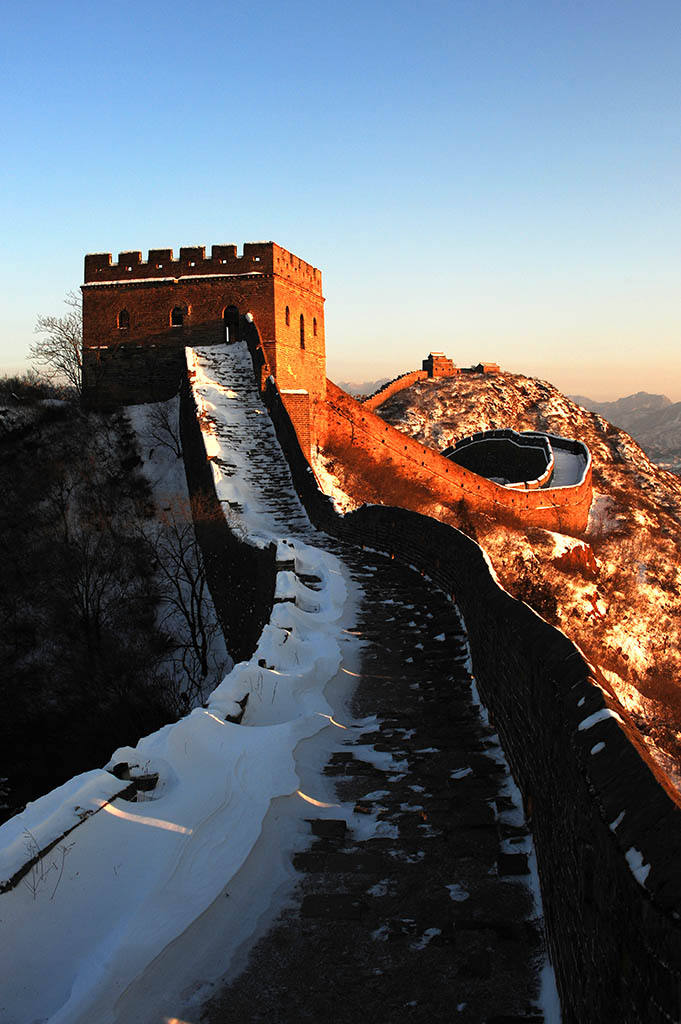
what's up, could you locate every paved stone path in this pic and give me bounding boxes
[191,344,316,544]
[189,343,545,1022]
[201,547,545,1024]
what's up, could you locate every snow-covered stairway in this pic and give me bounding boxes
[187,343,315,545]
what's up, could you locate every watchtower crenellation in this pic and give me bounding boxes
[83,242,323,295]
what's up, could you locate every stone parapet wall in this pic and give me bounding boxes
[324,381,592,532]
[280,390,312,460]
[84,242,322,294]
[260,376,681,1024]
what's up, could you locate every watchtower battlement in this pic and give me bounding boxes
[84,242,322,295]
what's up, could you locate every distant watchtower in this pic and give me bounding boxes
[81,241,326,410]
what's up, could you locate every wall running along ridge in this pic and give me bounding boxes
[361,369,429,410]
[320,380,593,532]
[80,242,591,530]
[256,359,681,1024]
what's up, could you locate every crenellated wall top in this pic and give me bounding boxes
[84,242,323,294]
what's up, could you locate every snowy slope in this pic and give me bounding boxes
[374,371,681,783]
[0,343,364,1024]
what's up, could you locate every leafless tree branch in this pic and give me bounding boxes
[30,291,83,396]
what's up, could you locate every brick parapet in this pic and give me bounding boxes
[280,391,312,460]
[84,241,323,295]
[447,429,556,490]
[257,382,681,1023]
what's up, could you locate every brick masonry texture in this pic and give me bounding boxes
[252,346,681,1024]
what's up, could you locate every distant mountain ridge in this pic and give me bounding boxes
[569,391,681,473]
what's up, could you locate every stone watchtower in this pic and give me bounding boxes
[81,242,326,418]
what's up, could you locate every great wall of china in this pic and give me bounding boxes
[80,245,681,1020]
[1,242,679,1022]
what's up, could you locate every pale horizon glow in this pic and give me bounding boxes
[1,1,679,402]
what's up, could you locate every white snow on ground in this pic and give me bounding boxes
[547,531,582,558]
[0,343,366,1024]
[625,847,651,886]
[548,447,586,487]
[0,772,130,885]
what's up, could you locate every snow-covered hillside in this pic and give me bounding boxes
[374,371,681,783]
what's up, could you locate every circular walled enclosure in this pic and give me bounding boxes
[442,429,552,486]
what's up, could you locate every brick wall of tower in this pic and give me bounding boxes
[271,277,326,403]
[82,242,324,409]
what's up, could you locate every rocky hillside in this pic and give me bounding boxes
[570,391,681,474]
[371,371,681,783]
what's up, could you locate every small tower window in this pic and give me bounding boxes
[224,305,239,343]
[300,314,305,349]
[171,307,184,328]
[285,305,290,326]
[313,317,317,337]
[117,309,130,330]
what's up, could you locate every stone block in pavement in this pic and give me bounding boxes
[300,894,367,921]
[307,818,347,839]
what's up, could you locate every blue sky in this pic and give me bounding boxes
[2,0,679,399]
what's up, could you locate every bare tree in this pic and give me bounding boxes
[30,291,83,396]
[142,496,223,710]
[146,402,183,458]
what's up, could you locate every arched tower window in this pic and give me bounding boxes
[224,305,239,343]
[300,314,305,349]
[171,307,184,328]
[118,309,129,330]
[285,305,290,326]
[313,317,317,337]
